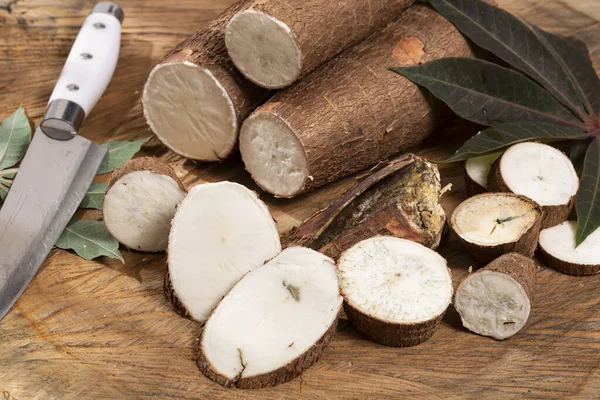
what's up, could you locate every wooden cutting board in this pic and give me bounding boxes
[1,1,599,398]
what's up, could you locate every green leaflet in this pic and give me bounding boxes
[55,218,124,263]
[0,183,8,201]
[97,138,149,174]
[79,182,107,210]
[571,138,593,165]
[0,107,32,170]
[576,138,600,246]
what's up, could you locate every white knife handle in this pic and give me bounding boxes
[41,2,123,140]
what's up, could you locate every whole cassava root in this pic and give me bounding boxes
[239,4,480,198]
[103,157,187,252]
[142,1,271,162]
[283,154,446,259]
[225,0,415,89]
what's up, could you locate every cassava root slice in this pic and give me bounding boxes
[488,142,579,229]
[239,4,479,198]
[538,221,600,276]
[283,154,446,259]
[451,193,542,265]
[338,237,453,347]
[142,1,271,162]
[103,157,186,252]
[464,152,503,196]
[197,247,342,388]
[225,0,415,89]
[166,181,281,323]
[454,253,536,340]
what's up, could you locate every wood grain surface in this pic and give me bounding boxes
[1,1,599,399]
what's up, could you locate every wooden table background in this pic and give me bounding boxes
[1,1,599,399]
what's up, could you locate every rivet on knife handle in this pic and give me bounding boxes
[41,2,123,140]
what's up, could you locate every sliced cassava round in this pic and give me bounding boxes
[538,221,600,276]
[454,253,536,340]
[103,157,186,252]
[488,142,579,229]
[197,247,342,388]
[338,236,452,347]
[239,4,480,198]
[142,1,270,162]
[464,152,503,196]
[451,193,542,264]
[165,181,281,323]
[225,0,415,89]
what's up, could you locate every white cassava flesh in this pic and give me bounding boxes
[142,62,237,161]
[239,113,308,198]
[167,182,281,323]
[465,152,502,194]
[538,221,600,276]
[197,247,342,388]
[226,10,302,89]
[338,237,452,347]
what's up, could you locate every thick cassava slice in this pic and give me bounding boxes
[142,1,270,162]
[338,237,453,347]
[538,221,600,276]
[451,193,542,264]
[283,154,446,259]
[464,152,503,196]
[197,247,342,388]
[103,157,186,252]
[239,4,479,198]
[166,181,281,323]
[454,253,536,340]
[225,0,415,89]
[488,142,579,229]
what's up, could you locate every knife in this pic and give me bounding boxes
[0,2,124,321]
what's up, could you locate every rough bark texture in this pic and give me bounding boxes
[106,157,186,192]
[487,159,574,229]
[163,269,193,321]
[537,248,600,276]
[282,154,446,260]
[196,312,340,388]
[451,193,543,266]
[243,4,478,195]
[478,253,537,301]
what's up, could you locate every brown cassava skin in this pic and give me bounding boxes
[282,154,446,260]
[537,247,600,276]
[106,157,186,192]
[245,4,478,196]
[474,253,537,301]
[236,0,415,85]
[163,269,194,321]
[487,158,574,229]
[464,163,488,197]
[196,310,341,388]
[451,193,543,265]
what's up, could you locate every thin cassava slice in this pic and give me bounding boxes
[197,247,342,389]
[488,142,579,229]
[166,181,281,323]
[451,193,542,264]
[455,253,536,340]
[225,0,415,89]
[538,221,600,276]
[464,152,502,196]
[103,157,187,252]
[338,237,453,347]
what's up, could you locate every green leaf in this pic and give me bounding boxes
[445,122,587,162]
[97,138,149,174]
[0,107,32,170]
[576,138,600,246]
[0,183,9,201]
[429,0,588,119]
[79,182,107,210]
[55,218,124,262]
[570,138,593,165]
[391,58,582,127]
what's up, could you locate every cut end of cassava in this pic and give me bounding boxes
[455,253,535,340]
[167,182,281,323]
[464,152,502,196]
[197,247,342,388]
[538,221,600,276]
[103,158,186,252]
[226,9,302,89]
[142,61,237,162]
[338,237,452,347]
[488,142,578,228]
[451,193,542,264]
[240,112,308,198]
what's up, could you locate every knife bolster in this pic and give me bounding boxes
[41,99,85,141]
